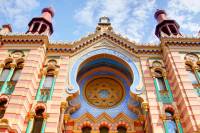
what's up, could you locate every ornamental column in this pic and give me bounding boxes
[48,70,58,100]
[25,112,34,133]
[35,71,46,100]
[41,113,49,133]
[58,101,68,133]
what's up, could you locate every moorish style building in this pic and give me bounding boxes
[0,7,199,133]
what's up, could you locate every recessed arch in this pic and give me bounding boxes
[67,48,141,95]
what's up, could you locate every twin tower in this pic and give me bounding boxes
[1,7,182,40]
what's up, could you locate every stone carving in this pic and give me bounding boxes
[185,53,199,63]
[9,50,24,59]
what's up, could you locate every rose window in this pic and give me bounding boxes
[84,77,125,108]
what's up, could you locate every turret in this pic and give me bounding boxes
[96,16,112,32]
[26,7,54,35]
[154,9,181,39]
[0,24,12,35]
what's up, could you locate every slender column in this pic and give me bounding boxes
[36,22,43,33]
[1,63,16,94]
[174,114,183,133]
[141,102,150,132]
[161,115,169,133]
[153,77,161,101]
[164,77,173,102]
[163,120,169,133]
[41,114,48,133]
[58,102,68,133]
[25,112,34,133]
[48,75,56,100]
[35,74,46,100]
[41,119,47,133]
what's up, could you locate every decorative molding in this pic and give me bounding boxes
[67,48,143,96]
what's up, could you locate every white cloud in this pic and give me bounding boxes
[0,0,39,30]
[166,0,200,35]
[74,0,156,42]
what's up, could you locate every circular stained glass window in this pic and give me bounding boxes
[84,77,125,108]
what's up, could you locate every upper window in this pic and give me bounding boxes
[43,69,55,89]
[117,126,127,133]
[82,126,91,133]
[0,98,8,118]
[154,70,166,91]
[43,75,54,89]
[165,110,178,133]
[185,64,198,84]
[0,69,10,81]
[100,126,109,133]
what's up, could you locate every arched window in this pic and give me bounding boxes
[32,22,40,33]
[0,98,8,118]
[39,24,47,34]
[185,64,198,84]
[11,62,23,82]
[117,126,127,133]
[43,69,54,89]
[82,126,91,133]
[100,126,109,133]
[0,62,12,82]
[32,108,45,133]
[165,110,178,133]
[155,70,166,91]
[0,69,10,82]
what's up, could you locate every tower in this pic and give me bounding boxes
[0,24,12,35]
[154,9,181,38]
[26,7,54,35]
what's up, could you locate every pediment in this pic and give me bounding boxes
[48,31,160,55]
[93,39,116,48]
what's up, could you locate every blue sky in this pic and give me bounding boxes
[0,0,200,43]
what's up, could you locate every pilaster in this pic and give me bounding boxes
[140,57,164,133]
[3,46,46,132]
[44,56,69,133]
[162,44,200,132]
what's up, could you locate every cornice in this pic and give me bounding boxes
[0,31,162,55]
[48,31,161,55]
[161,36,200,46]
[0,34,49,45]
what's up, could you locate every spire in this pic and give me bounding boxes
[154,9,181,39]
[96,16,113,32]
[26,7,54,35]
